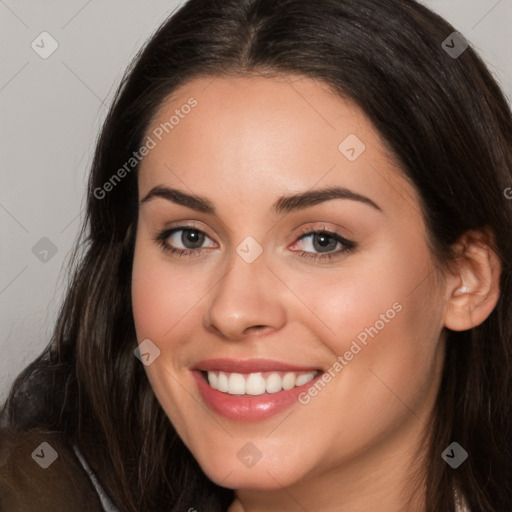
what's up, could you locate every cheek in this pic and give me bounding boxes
[131,240,204,342]
[284,238,444,390]
[130,238,204,442]
[131,255,170,341]
[282,250,429,349]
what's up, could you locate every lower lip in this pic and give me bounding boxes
[192,371,322,421]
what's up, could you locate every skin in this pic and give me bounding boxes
[131,74,501,512]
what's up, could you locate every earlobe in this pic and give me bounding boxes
[444,229,501,332]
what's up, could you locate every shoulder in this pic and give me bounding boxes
[0,427,105,512]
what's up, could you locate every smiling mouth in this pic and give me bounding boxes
[201,370,319,396]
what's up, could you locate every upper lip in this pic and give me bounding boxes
[193,358,320,373]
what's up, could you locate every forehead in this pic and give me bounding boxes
[138,74,420,220]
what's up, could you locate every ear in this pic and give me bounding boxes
[443,228,501,331]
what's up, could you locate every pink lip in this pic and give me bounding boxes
[193,358,320,373]
[191,359,322,421]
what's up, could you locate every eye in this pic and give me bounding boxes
[290,229,356,261]
[154,225,356,262]
[154,226,216,256]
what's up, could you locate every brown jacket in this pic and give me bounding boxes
[0,428,105,512]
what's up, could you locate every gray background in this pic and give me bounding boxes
[1,0,511,402]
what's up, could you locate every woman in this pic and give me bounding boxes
[1,0,511,511]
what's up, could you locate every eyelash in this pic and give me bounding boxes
[153,225,357,262]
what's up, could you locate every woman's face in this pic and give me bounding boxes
[132,74,449,494]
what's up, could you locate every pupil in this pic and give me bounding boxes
[182,229,204,248]
[313,233,337,252]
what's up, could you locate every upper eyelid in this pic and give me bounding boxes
[161,225,352,249]
[163,224,347,237]
[166,224,216,240]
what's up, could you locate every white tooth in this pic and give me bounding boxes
[282,372,296,390]
[245,372,266,395]
[217,372,229,392]
[265,372,283,393]
[207,371,218,389]
[295,372,316,387]
[227,373,246,395]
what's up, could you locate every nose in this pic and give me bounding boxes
[202,247,287,341]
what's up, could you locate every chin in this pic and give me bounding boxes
[198,456,307,491]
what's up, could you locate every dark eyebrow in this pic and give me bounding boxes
[140,186,215,213]
[274,186,382,214]
[140,185,382,214]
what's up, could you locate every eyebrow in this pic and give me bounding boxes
[140,185,383,214]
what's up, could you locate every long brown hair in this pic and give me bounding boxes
[3,0,512,510]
